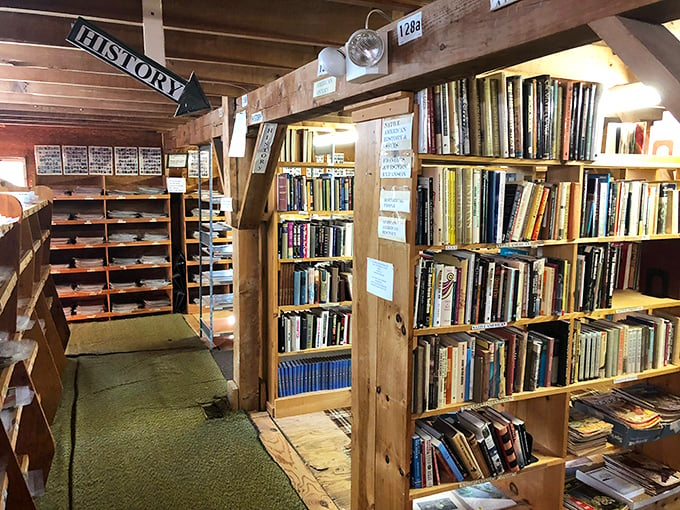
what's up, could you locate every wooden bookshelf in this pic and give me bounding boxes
[265,142,355,418]
[349,92,680,509]
[0,186,70,509]
[36,174,172,321]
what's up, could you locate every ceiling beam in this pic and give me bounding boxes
[0,91,180,113]
[0,1,142,22]
[0,102,185,120]
[321,0,428,11]
[243,0,680,126]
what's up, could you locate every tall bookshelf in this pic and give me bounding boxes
[36,175,172,322]
[265,125,355,417]
[0,186,70,508]
[351,92,680,509]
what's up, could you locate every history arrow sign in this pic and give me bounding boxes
[66,17,210,117]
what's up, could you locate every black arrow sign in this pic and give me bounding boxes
[66,17,210,117]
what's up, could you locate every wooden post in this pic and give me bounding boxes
[589,16,680,123]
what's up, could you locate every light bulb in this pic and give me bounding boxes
[346,29,384,67]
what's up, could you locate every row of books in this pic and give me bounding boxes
[411,408,535,489]
[414,250,569,329]
[581,174,680,237]
[278,262,352,306]
[415,73,601,161]
[276,168,354,212]
[572,310,680,384]
[413,322,569,413]
[277,308,352,353]
[416,167,580,245]
[276,355,351,397]
[280,128,318,163]
[278,220,353,259]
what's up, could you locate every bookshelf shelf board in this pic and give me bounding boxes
[108,263,171,271]
[32,239,41,253]
[185,260,232,267]
[589,154,680,169]
[51,267,106,274]
[0,366,14,404]
[271,387,351,418]
[58,290,109,299]
[408,450,564,501]
[279,301,352,313]
[278,211,354,220]
[18,268,51,320]
[66,312,111,322]
[9,405,24,448]
[107,240,171,247]
[21,200,48,218]
[278,344,351,358]
[0,273,17,314]
[569,364,680,392]
[109,306,173,318]
[108,285,172,295]
[106,218,170,224]
[52,219,107,226]
[279,256,353,263]
[50,243,107,250]
[25,340,39,375]
[0,221,17,238]
[106,194,170,200]
[19,251,33,274]
[417,154,587,167]
[187,282,233,289]
[185,216,228,222]
[53,195,105,201]
[40,230,50,244]
[279,162,355,168]
[594,289,680,316]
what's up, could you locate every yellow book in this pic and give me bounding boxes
[447,169,456,245]
[523,183,544,240]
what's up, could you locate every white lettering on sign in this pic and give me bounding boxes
[378,216,407,243]
[313,77,337,98]
[380,189,411,213]
[471,322,508,331]
[367,258,394,301]
[252,123,278,174]
[381,114,413,151]
[380,153,413,179]
[397,11,423,46]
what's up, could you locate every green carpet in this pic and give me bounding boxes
[65,314,203,355]
[39,317,306,510]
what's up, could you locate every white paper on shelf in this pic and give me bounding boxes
[366,257,394,302]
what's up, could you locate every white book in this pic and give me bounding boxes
[471,169,482,244]
[628,180,642,236]
[577,467,645,499]
[496,171,506,244]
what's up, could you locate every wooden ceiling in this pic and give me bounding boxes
[0,0,430,132]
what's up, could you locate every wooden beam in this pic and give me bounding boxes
[244,0,680,126]
[233,229,264,411]
[322,0,428,10]
[163,108,223,148]
[0,91,179,113]
[236,123,287,229]
[0,101,181,119]
[589,15,680,122]
[0,1,142,22]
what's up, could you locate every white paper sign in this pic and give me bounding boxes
[199,147,211,178]
[229,110,247,158]
[367,257,394,301]
[380,153,412,178]
[88,146,113,175]
[397,11,422,46]
[380,189,411,213]
[313,77,337,98]
[378,216,407,243]
[490,0,521,11]
[34,145,63,175]
[382,114,413,151]
[166,177,186,193]
[62,145,89,175]
[220,197,233,212]
[252,123,278,174]
[139,147,163,176]
[240,94,248,107]
[251,111,263,124]
[187,150,199,178]
[114,147,139,175]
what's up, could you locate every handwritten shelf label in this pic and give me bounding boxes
[471,321,508,331]
[367,258,394,302]
[378,216,406,243]
[380,152,412,179]
[313,77,337,98]
[381,114,413,151]
[380,189,411,213]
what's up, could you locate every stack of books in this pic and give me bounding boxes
[613,385,680,423]
[109,281,137,290]
[143,296,170,309]
[410,409,535,489]
[574,392,662,430]
[75,235,104,245]
[73,212,105,221]
[413,482,527,509]
[74,303,106,315]
[73,282,106,293]
[51,237,72,247]
[604,451,680,497]
[73,258,104,269]
[110,257,139,266]
[72,186,103,196]
[108,233,138,243]
[139,255,168,265]
[137,185,165,195]
[107,210,139,219]
[111,302,141,313]
[567,408,613,455]
[564,478,629,510]
[139,278,170,289]
[141,232,168,241]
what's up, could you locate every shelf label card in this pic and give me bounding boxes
[250,111,263,124]
[380,189,411,213]
[378,216,406,243]
[614,374,638,384]
[367,257,394,302]
[166,177,186,193]
[313,76,336,98]
[471,321,508,331]
[252,123,278,174]
[240,94,248,107]
[381,114,413,151]
[220,197,233,212]
[229,110,248,158]
[490,0,521,11]
[615,306,644,314]
[380,152,412,179]
[397,11,422,46]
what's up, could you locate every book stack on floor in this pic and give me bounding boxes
[413,481,529,509]
[410,409,536,489]
[414,250,571,329]
[414,73,601,161]
[416,167,579,246]
[568,407,614,456]
[572,312,679,385]
[413,322,569,412]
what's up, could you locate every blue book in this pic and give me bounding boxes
[538,341,547,388]
[411,436,423,488]
[293,271,302,306]
[415,424,465,482]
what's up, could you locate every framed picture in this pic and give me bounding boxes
[34,145,63,175]
[187,149,199,178]
[139,147,163,176]
[166,153,188,168]
[62,145,89,175]
[114,146,139,175]
[88,146,113,175]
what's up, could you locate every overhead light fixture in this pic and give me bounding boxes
[345,9,391,84]
[318,47,346,78]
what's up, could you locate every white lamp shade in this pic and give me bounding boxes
[318,47,346,77]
